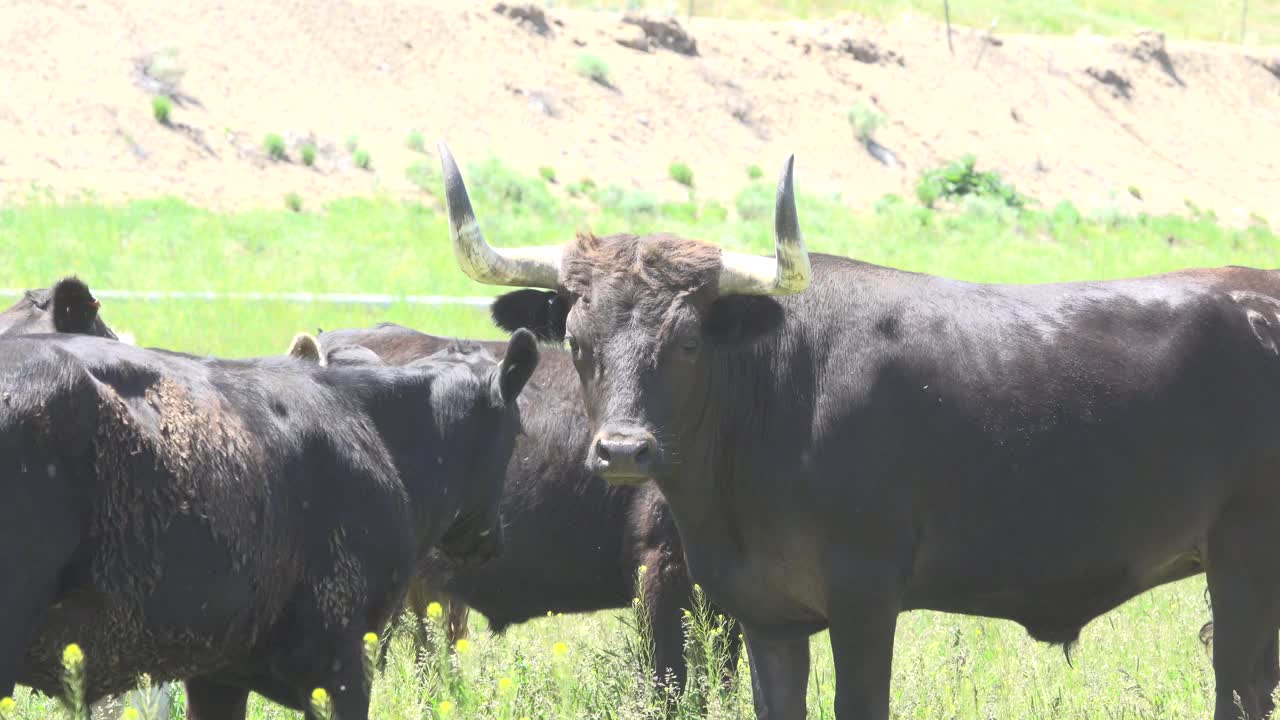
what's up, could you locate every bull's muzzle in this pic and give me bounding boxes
[587,427,658,485]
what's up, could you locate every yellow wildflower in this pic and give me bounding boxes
[637,564,647,575]
[552,641,568,657]
[427,602,444,619]
[311,688,329,706]
[62,643,84,668]
[0,697,15,717]
[438,699,456,717]
[121,709,140,720]
[454,638,471,654]
[498,677,514,694]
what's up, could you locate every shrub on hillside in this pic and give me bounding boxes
[263,133,287,161]
[915,154,1025,209]
[668,162,694,188]
[574,53,612,86]
[151,96,172,125]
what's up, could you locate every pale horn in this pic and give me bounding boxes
[716,154,811,296]
[437,142,563,289]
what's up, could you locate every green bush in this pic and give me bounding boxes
[702,200,729,223]
[574,53,612,85]
[353,149,372,170]
[847,102,886,144]
[915,154,1025,209]
[405,130,426,153]
[263,133,287,161]
[465,155,558,217]
[539,166,557,183]
[300,144,317,167]
[151,96,172,125]
[284,192,303,212]
[668,162,694,188]
[746,164,764,181]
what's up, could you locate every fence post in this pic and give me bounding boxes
[945,1,954,54]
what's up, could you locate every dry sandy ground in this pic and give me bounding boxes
[1,0,1277,223]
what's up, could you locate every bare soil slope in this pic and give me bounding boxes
[1,0,1277,223]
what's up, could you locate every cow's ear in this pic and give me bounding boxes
[51,276,99,335]
[703,296,785,348]
[286,333,326,366]
[490,290,568,343]
[494,328,539,407]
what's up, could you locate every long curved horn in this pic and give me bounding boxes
[438,142,563,289]
[716,154,811,296]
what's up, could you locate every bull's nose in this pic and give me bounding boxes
[589,430,658,483]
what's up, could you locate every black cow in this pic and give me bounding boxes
[301,323,742,696]
[0,330,537,719]
[0,277,117,339]
[438,142,1280,720]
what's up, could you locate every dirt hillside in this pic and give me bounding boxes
[1,0,1277,223]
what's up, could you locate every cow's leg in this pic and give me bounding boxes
[1206,500,1280,720]
[185,677,250,720]
[741,624,809,720]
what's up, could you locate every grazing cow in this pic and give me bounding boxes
[297,323,742,695]
[437,141,1280,720]
[0,329,537,719]
[0,277,118,339]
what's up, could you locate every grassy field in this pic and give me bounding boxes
[1,157,1277,719]
[564,0,1280,45]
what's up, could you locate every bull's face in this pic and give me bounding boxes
[287,329,538,565]
[410,330,538,565]
[436,143,809,485]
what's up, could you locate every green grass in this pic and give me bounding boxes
[300,144,317,168]
[669,161,695,188]
[561,0,1280,45]
[2,157,1277,718]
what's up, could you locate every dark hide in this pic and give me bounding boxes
[490,232,1280,720]
[0,331,535,719]
[0,277,118,339]
[316,322,743,695]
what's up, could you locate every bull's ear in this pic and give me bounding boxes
[704,296,785,348]
[286,333,326,366]
[490,289,568,343]
[51,276,99,335]
[495,328,539,406]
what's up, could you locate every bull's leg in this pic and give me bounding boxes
[1206,500,1280,720]
[741,624,809,720]
[185,677,249,720]
[827,600,899,720]
[644,563,690,696]
[0,466,84,698]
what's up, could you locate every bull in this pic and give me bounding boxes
[437,141,1280,720]
[295,323,743,695]
[0,329,537,719]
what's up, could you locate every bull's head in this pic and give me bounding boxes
[437,143,809,485]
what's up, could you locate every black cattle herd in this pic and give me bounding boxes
[1,145,1278,720]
